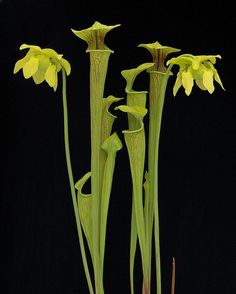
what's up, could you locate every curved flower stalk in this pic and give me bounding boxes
[139,41,180,294]
[13,44,71,91]
[167,54,225,95]
[116,62,154,294]
[13,45,94,293]
[72,22,121,294]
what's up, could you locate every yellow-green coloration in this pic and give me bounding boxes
[138,41,179,294]
[75,131,123,272]
[116,104,148,294]
[167,54,225,96]
[121,63,155,92]
[72,22,121,294]
[138,41,180,72]
[116,62,155,294]
[13,20,225,294]
[13,44,71,91]
[71,21,121,51]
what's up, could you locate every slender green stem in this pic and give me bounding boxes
[61,69,94,294]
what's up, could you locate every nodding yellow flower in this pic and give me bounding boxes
[13,44,71,91]
[167,54,225,96]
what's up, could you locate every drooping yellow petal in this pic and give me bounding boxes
[32,70,45,84]
[203,70,215,94]
[20,44,41,51]
[167,54,194,66]
[42,48,62,60]
[22,56,39,79]
[173,71,182,96]
[213,69,225,90]
[182,70,194,96]
[54,60,62,72]
[196,79,207,91]
[45,63,57,90]
[197,55,221,65]
[53,71,58,91]
[60,58,71,75]
[13,53,31,74]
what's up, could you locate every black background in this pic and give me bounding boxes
[1,0,235,293]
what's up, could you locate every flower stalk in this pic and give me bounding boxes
[61,69,94,294]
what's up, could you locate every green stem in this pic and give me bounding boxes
[61,69,94,294]
[147,66,173,294]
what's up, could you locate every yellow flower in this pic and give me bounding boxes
[14,44,71,91]
[167,54,225,96]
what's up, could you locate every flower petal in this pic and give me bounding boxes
[42,48,62,59]
[173,71,182,96]
[13,53,31,74]
[60,58,71,75]
[45,63,57,90]
[32,70,45,84]
[167,54,193,66]
[203,70,215,94]
[182,70,194,96]
[20,44,41,51]
[22,56,39,79]
[213,69,225,90]
[53,73,58,91]
[196,79,207,91]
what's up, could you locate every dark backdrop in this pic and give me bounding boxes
[1,0,235,293]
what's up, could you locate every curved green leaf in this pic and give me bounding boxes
[121,63,154,92]
[117,103,148,282]
[100,133,122,272]
[102,95,123,143]
[75,172,93,255]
